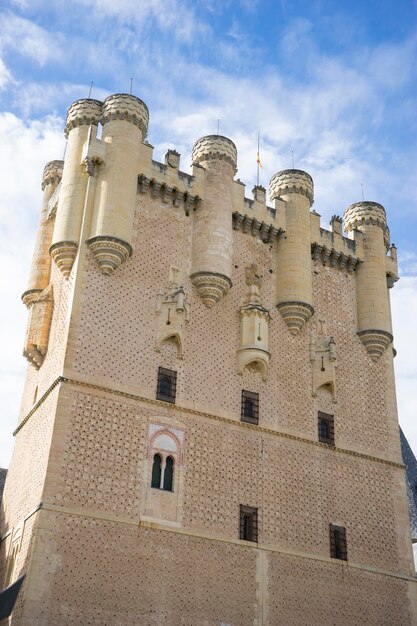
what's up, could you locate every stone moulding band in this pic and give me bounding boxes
[13,375,404,470]
[1,500,414,582]
[87,235,132,275]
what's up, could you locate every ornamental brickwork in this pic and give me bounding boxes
[1,92,415,626]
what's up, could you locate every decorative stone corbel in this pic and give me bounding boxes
[310,320,337,401]
[155,270,190,359]
[237,264,270,380]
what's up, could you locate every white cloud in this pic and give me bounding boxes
[0,57,13,91]
[392,274,417,453]
[0,112,64,467]
[0,1,416,465]
[72,0,208,43]
[0,12,63,66]
[398,251,417,277]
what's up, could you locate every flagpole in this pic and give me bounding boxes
[257,132,260,187]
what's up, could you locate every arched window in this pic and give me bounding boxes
[163,456,174,491]
[151,453,162,488]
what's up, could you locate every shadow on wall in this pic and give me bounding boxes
[400,428,417,574]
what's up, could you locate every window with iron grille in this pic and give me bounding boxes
[329,524,347,560]
[318,411,334,446]
[241,390,259,425]
[239,505,258,542]
[156,367,177,403]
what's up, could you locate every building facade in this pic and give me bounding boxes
[1,93,416,625]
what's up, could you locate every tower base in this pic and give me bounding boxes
[277,301,314,335]
[357,329,393,361]
[87,236,132,275]
[191,272,232,308]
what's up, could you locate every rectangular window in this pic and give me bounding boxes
[329,524,347,560]
[239,505,258,542]
[241,390,259,425]
[318,411,334,446]
[156,367,177,404]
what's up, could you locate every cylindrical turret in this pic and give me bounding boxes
[22,160,63,305]
[51,98,102,277]
[343,201,393,361]
[190,135,237,308]
[269,169,314,335]
[88,93,149,274]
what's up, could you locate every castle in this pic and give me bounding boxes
[1,93,416,625]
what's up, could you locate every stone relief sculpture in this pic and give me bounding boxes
[155,269,190,359]
[310,319,337,401]
[237,264,270,380]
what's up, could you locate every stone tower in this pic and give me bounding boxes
[1,93,416,625]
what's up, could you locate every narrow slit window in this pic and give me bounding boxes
[329,524,347,560]
[157,367,177,403]
[318,411,334,446]
[239,505,258,542]
[163,456,174,492]
[241,390,259,425]
[151,453,162,488]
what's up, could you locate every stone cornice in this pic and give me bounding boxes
[232,211,284,243]
[138,174,201,215]
[13,375,404,470]
[311,242,361,272]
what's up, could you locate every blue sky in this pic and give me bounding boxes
[0,0,416,465]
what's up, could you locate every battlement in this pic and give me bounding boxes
[192,135,238,172]
[101,93,149,137]
[344,201,390,250]
[269,169,314,205]
[64,98,102,137]
[40,91,399,352]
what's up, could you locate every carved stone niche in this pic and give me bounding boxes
[155,269,190,359]
[22,285,54,369]
[237,264,270,381]
[310,319,337,402]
